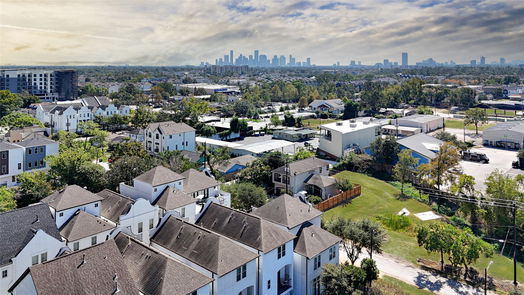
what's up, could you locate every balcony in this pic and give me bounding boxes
[278,279,292,295]
[277,265,292,295]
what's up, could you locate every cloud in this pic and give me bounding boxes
[0,0,523,65]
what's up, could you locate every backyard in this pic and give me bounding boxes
[323,171,524,284]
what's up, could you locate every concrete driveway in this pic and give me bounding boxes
[460,147,520,192]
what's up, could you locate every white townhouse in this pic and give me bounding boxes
[181,169,230,207]
[97,189,160,243]
[119,165,185,203]
[8,240,140,295]
[252,194,340,295]
[319,119,380,158]
[0,203,65,295]
[115,232,213,295]
[151,216,259,295]
[151,186,197,223]
[144,121,196,154]
[272,157,336,198]
[41,185,104,228]
[309,99,345,115]
[0,142,24,187]
[196,203,296,295]
[58,210,115,252]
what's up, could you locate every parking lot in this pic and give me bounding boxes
[460,147,521,191]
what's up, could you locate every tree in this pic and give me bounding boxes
[0,90,22,118]
[450,174,479,226]
[131,105,156,128]
[326,217,365,265]
[336,177,354,192]
[0,112,44,128]
[270,114,281,128]
[343,100,360,119]
[416,222,457,271]
[449,228,494,279]
[199,125,217,137]
[16,171,54,207]
[393,149,419,196]
[359,218,387,258]
[418,142,461,190]
[110,141,149,161]
[159,150,199,174]
[464,108,488,135]
[185,97,212,126]
[223,182,268,211]
[360,258,379,287]
[46,148,106,190]
[282,112,295,127]
[321,263,366,295]
[202,147,231,176]
[0,187,16,212]
[369,136,399,165]
[292,147,315,161]
[79,83,108,96]
[109,83,146,104]
[18,92,40,108]
[106,156,159,189]
[298,96,309,109]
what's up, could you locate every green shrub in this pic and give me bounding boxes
[336,178,354,191]
[308,195,323,205]
[389,182,429,204]
[379,214,412,231]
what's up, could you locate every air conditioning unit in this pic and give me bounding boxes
[336,122,343,126]
[350,123,357,128]
[350,119,356,123]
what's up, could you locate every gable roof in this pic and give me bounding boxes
[309,99,344,109]
[294,223,341,259]
[17,135,56,147]
[115,233,213,295]
[0,141,22,151]
[397,133,443,159]
[152,186,195,211]
[272,157,329,175]
[97,189,135,223]
[181,169,219,194]
[196,203,295,253]
[10,240,139,295]
[42,185,103,211]
[147,121,195,135]
[59,210,115,242]
[135,166,185,187]
[252,194,322,229]
[0,203,61,266]
[216,155,257,173]
[151,216,258,276]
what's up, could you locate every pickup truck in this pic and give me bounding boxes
[462,151,489,163]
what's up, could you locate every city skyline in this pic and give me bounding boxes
[1,0,523,66]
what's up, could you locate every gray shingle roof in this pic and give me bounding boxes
[181,169,219,194]
[196,203,295,253]
[59,210,115,241]
[115,233,213,295]
[273,157,329,175]
[294,223,341,259]
[216,155,257,174]
[152,186,195,211]
[0,203,61,266]
[0,141,22,151]
[16,135,56,147]
[42,185,104,211]
[147,121,195,135]
[484,120,524,134]
[252,194,322,229]
[151,216,258,276]
[306,174,337,188]
[97,189,135,223]
[135,166,185,187]
[11,240,139,295]
[397,133,443,159]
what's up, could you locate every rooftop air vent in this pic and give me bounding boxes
[350,123,357,128]
[336,122,343,126]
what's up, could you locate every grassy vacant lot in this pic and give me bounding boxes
[302,118,338,129]
[323,171,524,283]
[374,276,435,295]
[444,119,496,131]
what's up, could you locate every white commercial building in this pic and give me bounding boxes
[319,119,380,158]
[483,121,524,149]
[395,114,444,133]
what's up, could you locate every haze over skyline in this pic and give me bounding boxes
[1,0,523,66]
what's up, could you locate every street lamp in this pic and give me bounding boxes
[485,260,493,295]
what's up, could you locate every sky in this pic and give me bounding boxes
[1,0,523,66]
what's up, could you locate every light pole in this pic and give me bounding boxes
[484,260,493,295]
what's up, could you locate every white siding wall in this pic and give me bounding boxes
[118,198,159,244]
[10,273,37,295]
[319,125,378,158]
[260,240,294,295]
[54,201,101,228]
[66,229,112,251]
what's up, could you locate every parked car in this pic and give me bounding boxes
[462,151,489,163]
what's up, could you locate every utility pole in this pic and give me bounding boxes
[513,202,518,288]
[370,229,374,260]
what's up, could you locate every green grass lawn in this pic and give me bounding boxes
[375,276,435,295]
[484,108,516,116]
[323,171,524,283]
[302,118,338,129]
[444,119,496,131]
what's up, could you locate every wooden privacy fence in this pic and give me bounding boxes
[314,184,362,211]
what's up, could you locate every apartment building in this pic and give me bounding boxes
[0,69,77,101]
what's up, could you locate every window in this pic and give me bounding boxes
[40,252,47,263]
[236,264,247,281]
[34,148,38,154]
[138,222,143,233]
[1,153,5,159]
[73,242,79,251]
[94,203,98,208]
[277,244,286,259]
[149,218,154,229]
[28,162,32,168]
[2,270,7,278]
[313,255,321,270]
[40,147,44,153]
[154,188,157,192]
[267,280,271,289]
[91,236,97,246]
[40,160,44,166]
[313,277,321,295]
[28,149,32,155]
[31,255,39,265]
[273,173,282,183]
[181,207,186,218]
[18,163,21,169]
[59,212,64,217]
[329,246,336,260]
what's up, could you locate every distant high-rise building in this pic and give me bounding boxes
[271,55,279,66]
[402,52,408,66]
[230,50,234,65]
[383,59,390,67]
[306,57,311,66]
[470,60,477,66]
[480,56,486,65]
[224,55,229,65]
[279,55,286,66]
[500,57,506,65]
[350,60,356,66]
[259,54,268,66]
[254,50,259,66]
[249,55,254,66]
